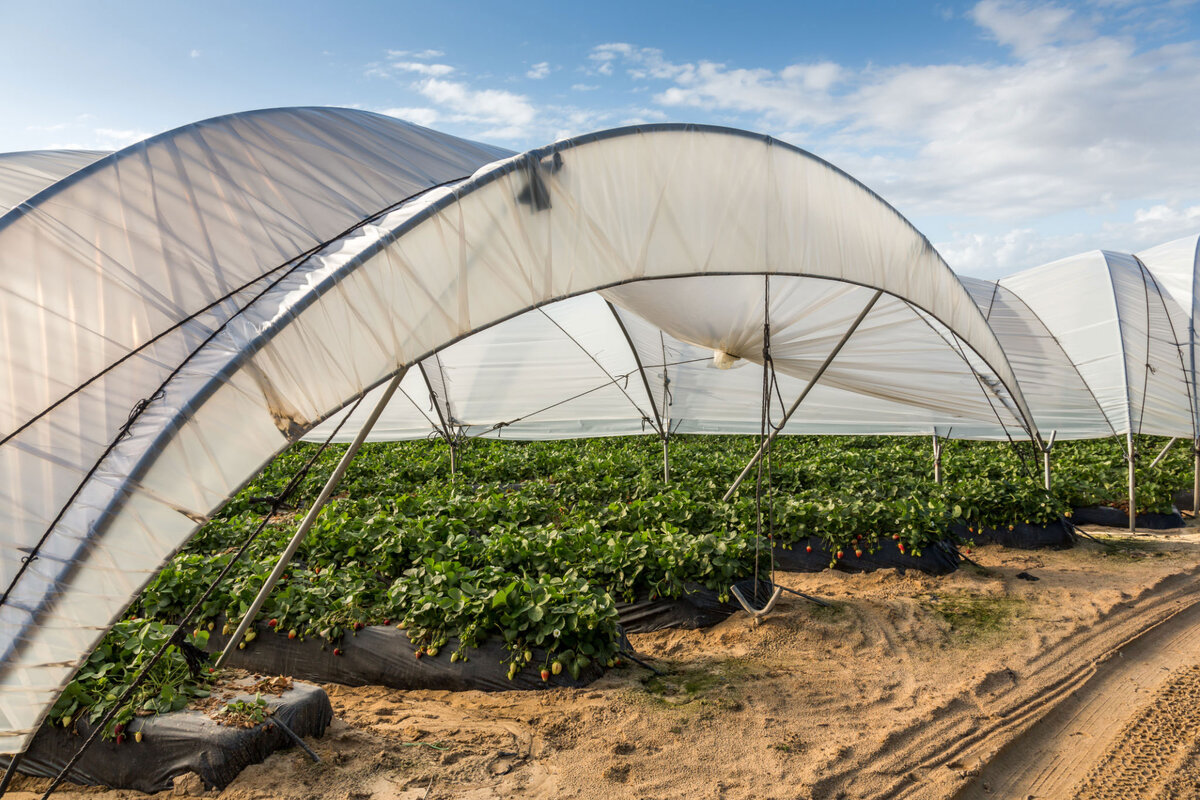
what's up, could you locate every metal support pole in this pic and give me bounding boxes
[0,753,23,797]
[724,290,883,502]
[1194,440,1199,518]
[449,440,457,481]
[1149,437,1178,469]
[932,433,943,485]
[1128,431,1137,532]
[1041,429,1058,492]
[662,437,670,484]
[217,367,408,667]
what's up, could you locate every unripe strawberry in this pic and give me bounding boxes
[540,669,550,681]
[288,629,297,640]
[134,730,143,744]
[551,660,563,675]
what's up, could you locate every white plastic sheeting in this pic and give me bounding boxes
[308,276,1035,444]
[0,150,108,215]
[994,250,1194,438]
[0,113,1040,754]
[0,108,509,754]
[1137,234,1200,434]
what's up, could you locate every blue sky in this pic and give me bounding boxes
[2,0,1198,276]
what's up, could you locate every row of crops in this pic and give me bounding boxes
[54,433,1194,736]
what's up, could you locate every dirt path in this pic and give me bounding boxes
[11,533,1200,800]
[955,591,1200,799]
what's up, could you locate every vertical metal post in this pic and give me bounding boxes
[216,366,408,667]
[449,440,457,482]
[932,433,943,485]
[1194,439,1199,518]
[662,436,670,484]
[724,290,883,502]
[1128,431,1137,532]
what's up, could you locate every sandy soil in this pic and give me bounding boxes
[13,525,1200,800]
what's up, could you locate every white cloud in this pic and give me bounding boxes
[414,78,536,139]
[589,1,1200,233]
[572,83,600,92]
[939,203,1200,277]
[970,0,1082,56]
[390,61,455,77]
[387,49,444,59]
[526,62,551,79]
[189,49,201,59]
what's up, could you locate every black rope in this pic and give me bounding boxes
[1133,256,1156,439]
[463,358,709,441]
[538,308,658,427]
[35,393,366,800]
[752,276,776,602]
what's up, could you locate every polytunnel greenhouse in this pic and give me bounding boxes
[1,106,1199,774]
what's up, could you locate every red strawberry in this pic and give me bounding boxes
[333,648,343,656]
[964,548,971,555]
[383,619,391,626]
[540,669,550,681]
[115,733,125,745]
[836,550,844,559]
[268,618,278,628]
[415,649,423,659]
[353,622,364,631]
[892,534,900,540]
[313,566,321,575]
[805,545,813,553]
[855,549,863,558]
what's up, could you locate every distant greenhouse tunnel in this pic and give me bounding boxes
[0,111,1042,755]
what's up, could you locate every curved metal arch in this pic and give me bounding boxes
[0,122,1040,753]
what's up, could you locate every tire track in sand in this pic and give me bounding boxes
[956,592,1200,800]
[1071,664,1200,800]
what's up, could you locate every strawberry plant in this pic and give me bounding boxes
[49,620,212,739]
